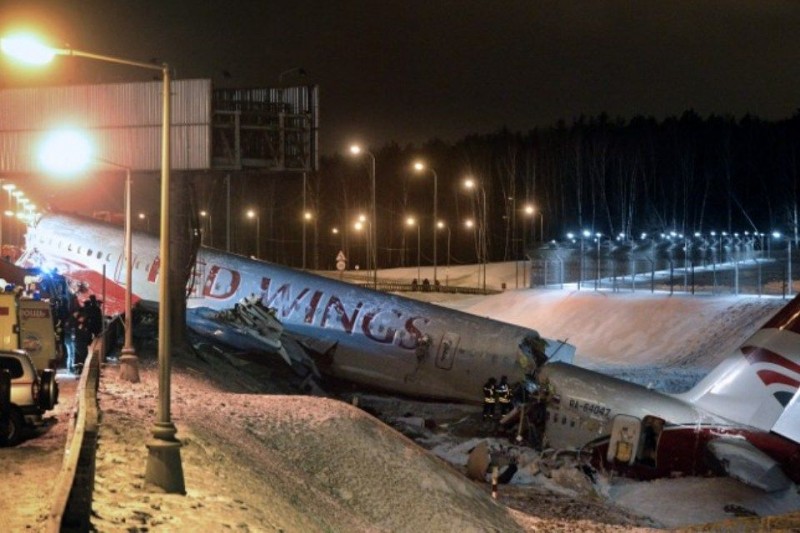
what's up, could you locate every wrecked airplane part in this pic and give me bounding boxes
[20,212,575,402]
[527,293,800,491]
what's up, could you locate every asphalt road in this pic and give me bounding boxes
[0,371,77,531]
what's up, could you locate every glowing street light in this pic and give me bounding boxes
[246,209,261,258]
[463,178,487,292]
[349,144,377,288]
[437,220,451,280]
[406,216,421,282]
[2,31,182,492]
[37,128,141,383]
[302,210,313,270]
[412,161,439,284]
[199,210,212,247]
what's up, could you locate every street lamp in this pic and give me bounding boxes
[463,178,487,292]
[437,220,450,286]
[1,32,182,492]
[353,219,369,270]
[1,183,15,248]
[302,210,313,270]
[246,209,261,258]
[38,130,142,382]
[349,144,377,289]
[138,212,150,232]
[199,210,212,247]
[523,203,544,245]
[406,216,421,282]
[413,161,438,284]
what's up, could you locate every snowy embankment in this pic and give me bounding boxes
[87,262,800,531]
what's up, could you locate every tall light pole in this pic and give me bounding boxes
[4,32,184,490]
[302,210,312,269]
[199,210,212,247]
[247,209,261,258]
[464,178,487,292]
[1,183,15,249]
[36,134,149,445]
[437,220,450,286]
[353,220,369,271]
[10,191,23,246]
[407,216,421,282]
[413,161,438,284]
[96,158,140,383]
[349,145,377,289]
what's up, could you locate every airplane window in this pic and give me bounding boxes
[77,246,82,254]
[145,264,150,271]
[106,253,112,262]
[87,249,93,256]
[97,251,103,259]
[570,419,575,428]
[561,416,567,425]
[68,243,72,251]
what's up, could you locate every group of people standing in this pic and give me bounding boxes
[62,295,103,373]
[482,375,513,420]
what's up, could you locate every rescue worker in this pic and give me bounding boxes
[497,375,512,415]
[482,377,497,420]
[64,311,79,373]
[74,316,92,372]
[84,295,103,339]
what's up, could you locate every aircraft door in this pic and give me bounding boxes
[606,414,641,465]
[434,332,460,370]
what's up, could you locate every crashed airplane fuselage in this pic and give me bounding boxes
[533,294,800,491]
[20,212,574,402]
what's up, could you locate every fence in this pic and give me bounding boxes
[529,239,796,297]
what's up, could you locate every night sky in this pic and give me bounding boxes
[3,1,800,156]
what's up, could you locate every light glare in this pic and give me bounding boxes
[1,34,56,65]
[39,129,93,175]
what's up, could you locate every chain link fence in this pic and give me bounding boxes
[529,238,796,297]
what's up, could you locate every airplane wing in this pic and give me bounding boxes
[186,297,320,378]
[707,437,791,492]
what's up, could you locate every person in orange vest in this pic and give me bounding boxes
[482,377,497,420]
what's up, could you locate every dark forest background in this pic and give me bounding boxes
[199,110,800,270]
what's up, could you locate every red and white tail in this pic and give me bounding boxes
[680,294,800,441]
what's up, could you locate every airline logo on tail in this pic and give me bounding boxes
[742,345,800,407]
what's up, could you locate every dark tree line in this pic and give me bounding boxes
[198,110,800,270]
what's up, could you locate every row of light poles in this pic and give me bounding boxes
[0,181,40,251]
[347,147,545,289]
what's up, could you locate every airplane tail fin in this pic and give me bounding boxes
[680,294,800,438]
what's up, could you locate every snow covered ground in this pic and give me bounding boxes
[22,261,800,530]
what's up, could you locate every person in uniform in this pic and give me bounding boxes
[497,375,512,415]
[482,377,497,420]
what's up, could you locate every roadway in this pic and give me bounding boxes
[0,371,78,531]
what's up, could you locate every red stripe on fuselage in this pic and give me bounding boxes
[756,369,800,389]
[741,345,800,375]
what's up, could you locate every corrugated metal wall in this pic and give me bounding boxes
[0,79,212,172]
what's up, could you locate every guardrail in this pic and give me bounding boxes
[46,336,103,532]
[354,281,501,295]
